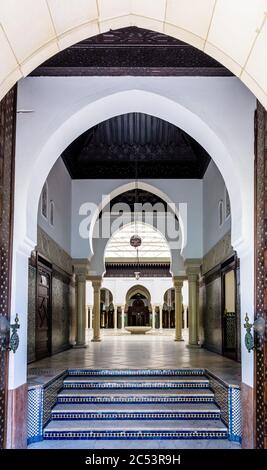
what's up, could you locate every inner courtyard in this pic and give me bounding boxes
[0,2,267,452]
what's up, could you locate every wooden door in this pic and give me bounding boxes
[222,267,237,360]
[0,88,16,449]
[35,263,52,360]
[255,103,267,449]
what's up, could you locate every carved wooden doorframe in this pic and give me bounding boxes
[254,102,267,449]
[0,87,16,449]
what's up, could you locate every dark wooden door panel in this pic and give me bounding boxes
[35,264,52,360]
[255,103,267,449]
[0,87,16,449]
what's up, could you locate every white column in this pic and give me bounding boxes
[185,260,201,348]
[89,305,93,329]
[173,277,184,341]
[114,305,117,329]
[121,306,125,329]
[152,305,156,329]
[75,273,87,348]
[159,305,163,329]
[85,305,89,329]
[91,277,102,342]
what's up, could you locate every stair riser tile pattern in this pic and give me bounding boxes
[44,431,228,440]
[57,396,215,404]
[63,382,209,390]
[67,369,206,377]
[51,412,221,420]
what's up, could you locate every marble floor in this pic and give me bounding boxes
[28,330,241,386]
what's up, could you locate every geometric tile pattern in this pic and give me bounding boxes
[63,381,210,390]
[205,371,241,443]
[51,411,221,421]
[228,386,241,442]
[27,386,43,445]
[57,395,215,404]
[27,371,66,444]
[44,430,228,440]
[68,369,206,376]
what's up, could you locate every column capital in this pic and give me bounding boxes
[187,273,199,282]
[91,276,102,289]
[173,276,185,290]
[185,258,202,277]
[73,259,89,278]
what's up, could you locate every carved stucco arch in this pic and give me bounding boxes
[21,89,244,264]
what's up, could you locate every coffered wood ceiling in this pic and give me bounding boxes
[31,27,231,77]
[62,112,211,179]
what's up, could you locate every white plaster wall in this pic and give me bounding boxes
[38,157,72,254]
[86,278,189,310]
[203,160,231,255]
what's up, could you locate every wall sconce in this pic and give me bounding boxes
[244,313,265,353]
[0,314,20,353]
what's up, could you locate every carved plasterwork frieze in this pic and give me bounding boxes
[202,231,233,275]
[37,226,72,275]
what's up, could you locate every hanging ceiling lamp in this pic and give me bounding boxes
[130,158,142,281]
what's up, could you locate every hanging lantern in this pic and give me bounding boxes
[130,234,142,248]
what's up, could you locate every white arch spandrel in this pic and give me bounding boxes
[21,89,245,257]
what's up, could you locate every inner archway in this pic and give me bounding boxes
[125,286,152,328]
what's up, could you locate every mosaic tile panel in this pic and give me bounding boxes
[63,381,209,390]
[51,411,220,420]
[206,371,241,442]
[68,369,206,376]
[57,394,214,404]
[27,387,43,445]
[228,386,241,442]
[27,371,67,443]
[44,430,228,440]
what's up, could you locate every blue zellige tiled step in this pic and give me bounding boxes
[43,369,228,440]
[63,376,210,390]
[51,402,221,420]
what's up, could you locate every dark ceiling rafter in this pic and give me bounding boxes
[62,112,211,180]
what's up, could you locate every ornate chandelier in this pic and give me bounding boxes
[130,159,142,281]
[130,234,142,280]
[130,234,142,248]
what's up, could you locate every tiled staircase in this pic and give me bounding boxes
[43,369,228,440]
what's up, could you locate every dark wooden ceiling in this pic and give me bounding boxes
[31,26,232,77]
[62,113,211,179]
